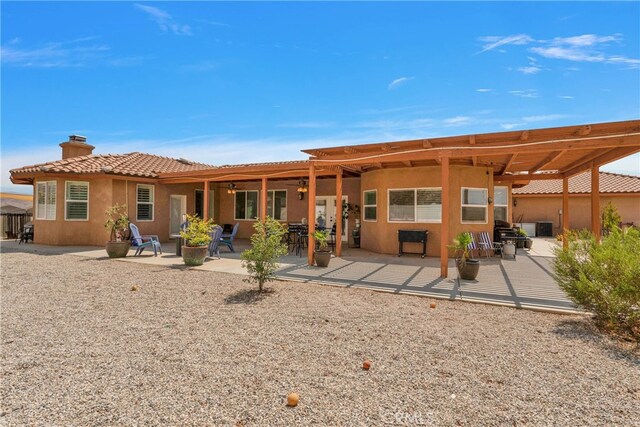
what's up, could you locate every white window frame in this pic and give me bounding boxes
[234,190,259,221]
[363,190,377,222]
[64,181,89,222]
[493,186,509,222]
[267,189,287,221]
[36,181,57,220]
[136,184,155,222]
[387,187,442,224]
[461,187,488,224]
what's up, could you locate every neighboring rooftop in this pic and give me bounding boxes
[512,171,640,195]
[10,152,214,184]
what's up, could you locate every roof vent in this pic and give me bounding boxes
[177,158,194,165]
[101,166,113,173]
[69,135,87,143]
[39,165,52,172]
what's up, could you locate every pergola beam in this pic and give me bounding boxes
[562,146,640,177]
[529,150,567,173]
[502,153,517,174]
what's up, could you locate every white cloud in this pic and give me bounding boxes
[476,34,535,54]
[557,95,574,99]
[387,77,413,90]
[134,3,192,36]
[517,66,542,74]
[521,114,568,122]
[551,34,620,47]
[508,89,539,99]
[476,88,492,92]
[500,123,522,130]
[443,116,471,125]
[0,39,110,68]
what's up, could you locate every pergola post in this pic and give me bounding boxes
[261,177,267,221]
[591,163,600,242]
[440,156,450,278]
[307,163,317,265]
[335,167,343,257]
[562,176,569,249]
[203,180,210,220]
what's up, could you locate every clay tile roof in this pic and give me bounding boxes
[215,160,308,169]
[513,171,640,195]
[10,152,214,178]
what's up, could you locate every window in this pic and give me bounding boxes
[235,190,259,220]
[65,181,89,221]
[461,187,488,223]
[494,186,509,222]
[36,181,56,220]
[195,189,215,219]
[267,190,287,221]
[388,188,441,222]
[136,184,154,221]
[363,190,377,221]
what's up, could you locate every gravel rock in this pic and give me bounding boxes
[1,250,639,426]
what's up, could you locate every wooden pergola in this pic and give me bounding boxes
[159,120,639,277]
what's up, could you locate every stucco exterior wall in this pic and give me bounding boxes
[31,176,203,246]
[512,194,640,236]
[360,165,499,256]
[214,177,361,239]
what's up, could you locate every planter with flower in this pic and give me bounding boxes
[104,204,131,258]
[313,229,332,267]
[180,214,215,266]
[450,232,480,280]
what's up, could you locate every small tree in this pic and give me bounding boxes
[602,201,622,235]
[180,214,215,247]
[553,227,640,340]
[241,217,288,291]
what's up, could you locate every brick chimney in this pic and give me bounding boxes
[60,135,95,159]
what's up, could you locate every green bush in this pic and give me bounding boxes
[602,201,622,235]
[552,227,640,340]
[241,217,288,291]
[180,214,215,247]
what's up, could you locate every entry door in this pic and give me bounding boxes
[169,195,187,235]
[315,196,348,242]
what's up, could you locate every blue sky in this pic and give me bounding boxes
[2,1,639,193]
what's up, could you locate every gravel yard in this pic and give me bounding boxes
[1,249,639,426]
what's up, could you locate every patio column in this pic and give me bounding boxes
[261,177,268,221]
[562,176,569,249]
[307,163,317,265]
[335,166,343,257]
[440,155,450,278]
[591,163,601,242]
[203,180,210,220]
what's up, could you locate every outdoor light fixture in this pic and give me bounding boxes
[227,183,237,194]
[513,198,518,207]
[488,196,493,205]
[297,179,308,200]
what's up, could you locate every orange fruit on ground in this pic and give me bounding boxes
[287,392,299,407]
[430,302,437,309]
[363,360,372,370]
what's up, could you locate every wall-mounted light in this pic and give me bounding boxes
[513,198,518,207]
[488,196,493,205]
[297,178,308,200]
[227,183,237,194]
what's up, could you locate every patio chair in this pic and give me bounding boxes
[18,223,34,244]
[208,225,223,259]
[477,231,502,258]
[220,222,240,253]
[130,223,162,256]
[467,232,481,258]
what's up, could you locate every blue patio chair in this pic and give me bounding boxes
[208,225,223,259]
[130,223,162,257]
[220,222,240,253]
[477,231,503,258]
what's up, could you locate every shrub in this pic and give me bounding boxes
[552,227,640,340]
[602,201,622,235]
[180,214,215,247]
[104,204,130,241]
[241,217,288,291]
[313,230,330,251]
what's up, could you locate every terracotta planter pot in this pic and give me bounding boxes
[314,250,331,267]
[456,258,480,280]
[182,245,208,266]
[524,238,533,249]
[105,241,131,258]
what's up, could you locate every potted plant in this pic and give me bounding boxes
[516,228,528,249]
[104,203,131,258]
[313,229,332,267]
[180,214,215,266]
[451,232,480,280]
[343,202,361,247]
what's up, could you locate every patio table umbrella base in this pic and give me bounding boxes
[105,241,131,258]
[182,245,208,266]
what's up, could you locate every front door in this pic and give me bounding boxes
[315,196,348,242]
[170,195,187,236]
